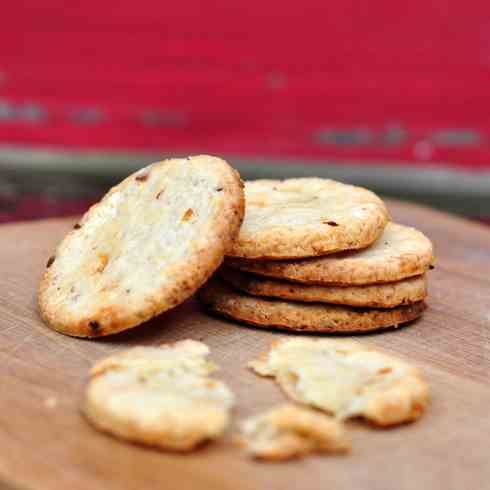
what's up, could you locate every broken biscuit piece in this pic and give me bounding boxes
[83,340,234,451]
[237,404,350,461]
[250,338,429,426]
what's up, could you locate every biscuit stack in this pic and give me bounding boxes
[201,178,434,333]
[39,158,434,338]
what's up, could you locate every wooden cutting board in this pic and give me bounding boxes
[0,200,489,490]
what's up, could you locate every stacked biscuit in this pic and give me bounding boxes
[201,179,434,333]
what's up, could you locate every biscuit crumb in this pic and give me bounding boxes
[46,256,55,268]
[44,397,58,409]
[237,404,350,461]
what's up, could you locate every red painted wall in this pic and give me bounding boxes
[1,1,490,169]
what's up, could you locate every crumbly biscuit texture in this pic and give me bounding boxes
[250,338,430,426]
[228,178,389,259]
[39,155,244,337]
[83,340,234,451]
[199,278,426,333]
[237,404,350,461]
[227,222,434,285]
[219,267,428,308]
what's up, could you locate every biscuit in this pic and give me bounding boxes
[39,155,245,337]
[227,178,389,260]
[227,222,434,285]
[199,278,426,333]
[83,340,234,451]
[250,338,430,426]
[219,267,428,308]
[237,404,350,461]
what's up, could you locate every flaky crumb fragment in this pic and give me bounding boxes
[44,396,58,409]
[237,404,350,461]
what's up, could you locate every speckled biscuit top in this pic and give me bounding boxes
[227,178,389,260]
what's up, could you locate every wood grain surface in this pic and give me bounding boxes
[0,199,489,490]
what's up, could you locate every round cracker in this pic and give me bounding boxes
[199,278,426,333]
[227,222,434,285]
[219,267,428,308]
[227,178,389,260]
[39,155,245,337]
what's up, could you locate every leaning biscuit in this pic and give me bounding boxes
[227,178,389,260]
[227,222,434,285]
[199,278,426,333]
[237,404,350,461]
[250,338,430,426]
[219,267,428,308]
[83,340,234,451]
[39,155,244,337]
